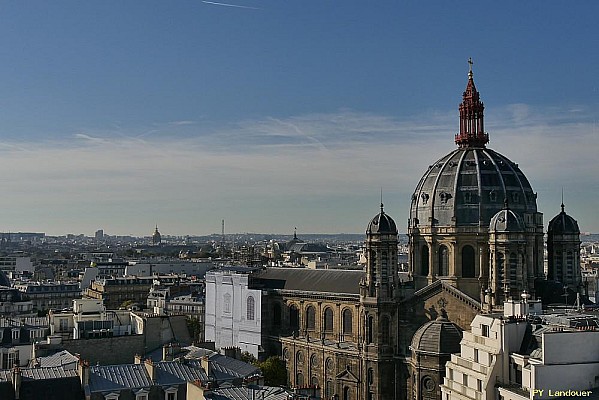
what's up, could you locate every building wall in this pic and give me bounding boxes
[530,330,599,397]
[532,362,599,398]
[62,335,145,365]
[142,314,192,352]
[204,271,262,357]
[542,331,599,364]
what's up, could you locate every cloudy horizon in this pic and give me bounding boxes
[0,1,597,236]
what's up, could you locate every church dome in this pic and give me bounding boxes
[367,204,397,234]
[410,63,537,228]
[490,207,524,232]
[410,315,462,355]
[548,204,580,234]
[152,225,161,245]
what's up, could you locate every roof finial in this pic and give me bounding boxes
[455,58,488,148]
[380,188,384,212]
[468,57,473,78]
[294,227,297,240]
[503,197,509,210]
[561,187,565,213]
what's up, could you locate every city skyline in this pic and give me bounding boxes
[0,1,598,236]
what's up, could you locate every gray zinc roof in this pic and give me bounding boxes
[21,367,78,380]
[209,354,260,380]
[37,350,79,368]
[155,360,208,386]
[89,364,152,392]
[252,267,363,295]
[206,385,291,400]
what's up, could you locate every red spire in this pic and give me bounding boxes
[455,58,489,148]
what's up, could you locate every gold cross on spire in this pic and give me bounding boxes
[468,57,473,77]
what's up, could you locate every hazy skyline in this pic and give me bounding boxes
[0,1,598,236]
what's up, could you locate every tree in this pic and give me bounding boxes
[241,351,257,365]
[257,356,287,387]
[186,316,202,342]
[120,300,135,309]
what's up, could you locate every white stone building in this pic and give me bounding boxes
[441,300,599,400]
[204,268,262,358]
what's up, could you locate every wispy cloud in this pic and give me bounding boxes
[74,133,111,145]
[202,1,259,10]
[168,120,198,126]
[0,104,597,235]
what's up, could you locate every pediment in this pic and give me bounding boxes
[335,368,359,383]
[402,280,481,311]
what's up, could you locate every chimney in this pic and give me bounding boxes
[144,359,156,381]
[162,344,170,361]
[201,355,211,375]
[77,359,90,390]
[12,366,21,400]
[163,342,181,361]
[223,346,241,360]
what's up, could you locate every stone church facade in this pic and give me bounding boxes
[204,63,583,400]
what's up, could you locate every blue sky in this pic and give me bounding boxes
[0,1,598,236]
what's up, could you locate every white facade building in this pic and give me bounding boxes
[49,298,136,339]
[441,300,599,400]
[0,256,34,273]
[204,269,262,358]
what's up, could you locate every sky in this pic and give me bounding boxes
[0,1,598,236]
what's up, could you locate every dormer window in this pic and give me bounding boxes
[439,192,452,204]
[164,388,178,400]
[135,389,149,400]
[481,324,489,337]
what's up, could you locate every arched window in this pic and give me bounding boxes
[497,253,505,291]
[223,293,231,313]
[555,251,563,280]
[290,305,299,332]
[323,308,333,331]
[381,316,390,344]
[325,358,334,375]
[370,250,377,283]
[311,376,319,387]
[246,296,255,321]
[367,368,374,385]
[342,309,352,334]
[366,315,374,344]
[566,251,574,279]
[462,245,475,278]
[381,251,388,281]
[310,354,318,368]
[509,252,518,287]
[343,386,351,400]
[296,372,304,388]
[326,380,333,398]
[421,245,429,276]
[306,306,316,330]
[438,245,449,276]
[296,351,304,364]
[273,303,282,327]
